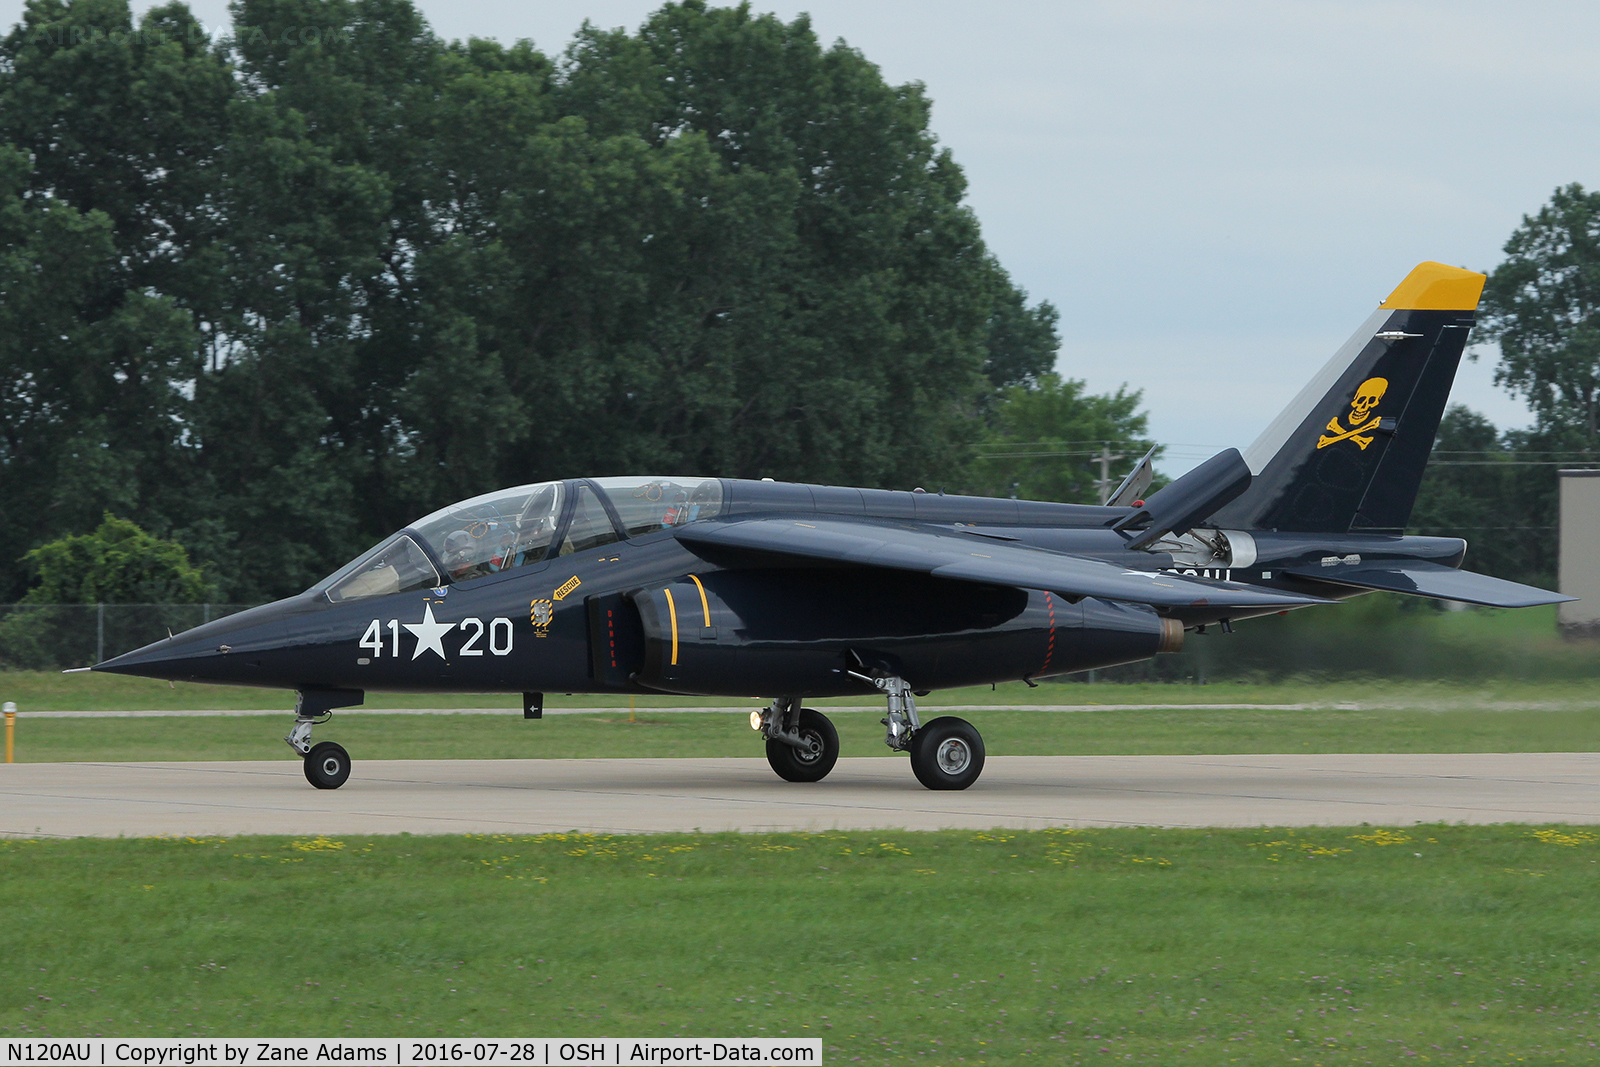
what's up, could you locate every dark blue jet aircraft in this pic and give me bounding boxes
[94,262,1572,791]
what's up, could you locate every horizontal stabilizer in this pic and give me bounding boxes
[1113,447,1251,550]
[679,518,1331,609]
[1283,560,1574,608]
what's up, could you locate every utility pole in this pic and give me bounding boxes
[1097,442,1125,504]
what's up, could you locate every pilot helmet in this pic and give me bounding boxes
[443,529,474,563]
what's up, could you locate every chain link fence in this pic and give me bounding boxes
[0,604,262,671]
[0,598,1594,681]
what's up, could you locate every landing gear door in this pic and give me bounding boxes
[587,593,644,687]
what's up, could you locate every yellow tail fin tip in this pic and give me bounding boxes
[1380,261,1486,311]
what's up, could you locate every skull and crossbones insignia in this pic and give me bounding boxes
[1316,377,1388,450]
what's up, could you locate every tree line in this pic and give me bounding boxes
[4,0,1589,607]
[1411,183,1600,588]
[0,0,1158,603]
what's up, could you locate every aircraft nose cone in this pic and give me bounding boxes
[92,597,308,684]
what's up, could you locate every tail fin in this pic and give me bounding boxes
[1209,262,1486,534]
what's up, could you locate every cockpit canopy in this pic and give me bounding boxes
[314,477,724,604]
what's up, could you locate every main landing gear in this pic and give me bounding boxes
[755,696,841,782]
[758,672,987,791]
[907,715,985,791]
[847,666,987,790]
[286,688,363,789]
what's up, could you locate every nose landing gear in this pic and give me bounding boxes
[285,688,363,790]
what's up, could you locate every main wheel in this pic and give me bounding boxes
[909,716,985,790]
[304,741,351,789]
[765,708,840,783]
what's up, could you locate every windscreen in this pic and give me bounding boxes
[592,477,723,537]
[321,534,440,604]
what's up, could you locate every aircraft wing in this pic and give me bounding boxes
[1282,559,1575,608]
[676,518,1331,609]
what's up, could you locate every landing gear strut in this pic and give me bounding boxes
[756,696,840,782]
[848,663,986,790]
[285,688,363,789]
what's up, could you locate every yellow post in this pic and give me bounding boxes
[628,694,636,725]
[4,701,15,764]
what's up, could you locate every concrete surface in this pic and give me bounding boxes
[16,703,1330,717]
[4,752,1599,837]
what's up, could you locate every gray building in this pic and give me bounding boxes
[1559,469,1600,635]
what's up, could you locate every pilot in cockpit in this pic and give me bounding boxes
[442,529,494,581]
[661,487,692,526]
[687,479,718,521]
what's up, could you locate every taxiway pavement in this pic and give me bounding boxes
[3,753,1598,837]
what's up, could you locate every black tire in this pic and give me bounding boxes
[304,741,351,789]
[765,708,840,783]
[909,716,985,790]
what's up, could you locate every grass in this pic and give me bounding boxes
[9,701,1600,764]
[3,827,1599,1062]
[5,668,1600,713]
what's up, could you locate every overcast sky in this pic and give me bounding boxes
[14,0,1600,473]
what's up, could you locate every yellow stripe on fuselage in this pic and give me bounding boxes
[664,588,679,665]
[687,574,711,626]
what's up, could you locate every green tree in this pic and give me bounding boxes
[981,279,1060,390]
[1406,405,1556,587]
[0,143,199,599]
[966,373,1155,503]
[17,513,213,604]
[0,0,224,596]
[0,0,1092,605]
[1416,183,1600,590]
[1481,183,1600,446]
[0,514,215,669]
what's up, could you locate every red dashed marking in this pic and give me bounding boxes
[607,608,618,669]
[1041,592,1056,673]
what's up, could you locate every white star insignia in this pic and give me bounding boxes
[405,602,453,660]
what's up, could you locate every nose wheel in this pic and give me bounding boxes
[303,741,352,789]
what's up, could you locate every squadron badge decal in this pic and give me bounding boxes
[1317,377,1388,450]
